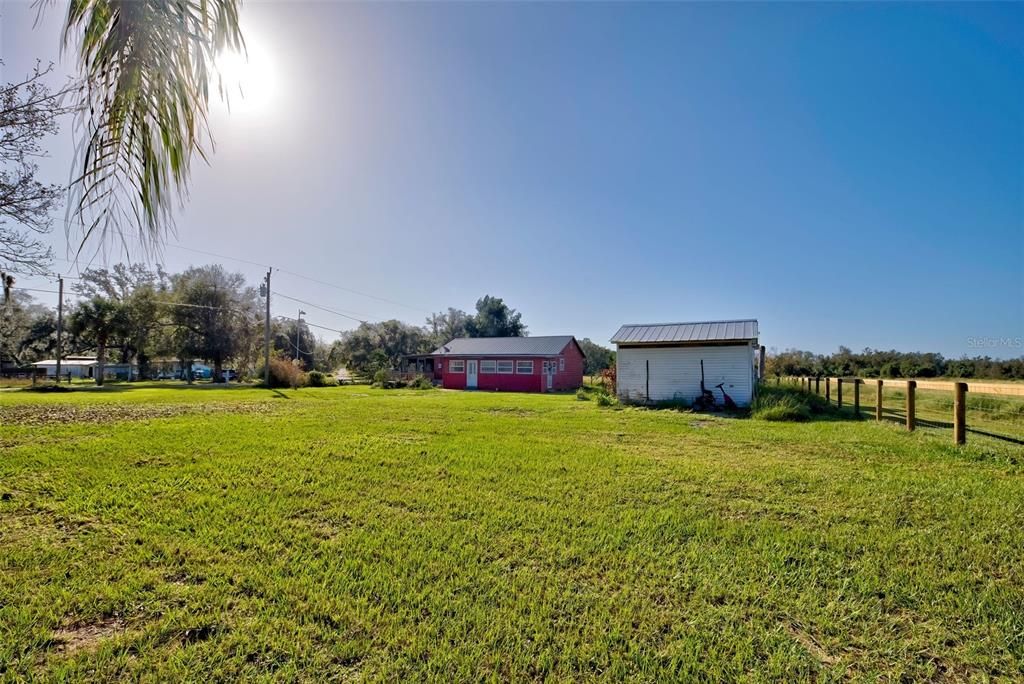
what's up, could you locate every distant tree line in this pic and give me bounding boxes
[766,346,1024,380]
[3,273,618,383]
[337,295,531,375]
[577,338,615,376]
[0,263,338,384]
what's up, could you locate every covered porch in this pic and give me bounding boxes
[403,354,441,380]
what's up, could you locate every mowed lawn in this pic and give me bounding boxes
[1,385,1022,682]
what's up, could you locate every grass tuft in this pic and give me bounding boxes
[752,385,834,421]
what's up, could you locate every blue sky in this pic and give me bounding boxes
[3,1,1022,357]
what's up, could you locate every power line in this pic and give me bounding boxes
[13,287,60,295]
[270,308,347,336]
[273,267,428,314]
[4,269,86,281]
[162,243,270,270]
[18,232,429,329]
[299,320,346,335]
[274,291,368,324]
[151,299,244,313]
[12,283,351,337]
[285,336,314,356]
[99,226,427,314]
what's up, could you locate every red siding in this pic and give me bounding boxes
[438,340,584,393]
[552,339,586,391]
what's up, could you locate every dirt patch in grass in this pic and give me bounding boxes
[1,511,97,545]
[179,624,223,645]
[783,621,837,667]
[51,617,127,655]
[2,401,279,427]
[485,408,537,417]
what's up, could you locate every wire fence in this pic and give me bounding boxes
[783,376,1024,447]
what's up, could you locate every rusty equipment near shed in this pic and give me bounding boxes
[693,359,718,411]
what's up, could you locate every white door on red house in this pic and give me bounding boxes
[467,360,478,388]
[545,361,554,391]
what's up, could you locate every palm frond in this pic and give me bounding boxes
[63,0,243,255]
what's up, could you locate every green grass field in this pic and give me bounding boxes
[2,384,1022,681]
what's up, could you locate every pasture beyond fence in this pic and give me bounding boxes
[783,376,1024,446]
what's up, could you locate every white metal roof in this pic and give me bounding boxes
[611,319,758,345]
[32,359,97,367]
[432,336,578,357]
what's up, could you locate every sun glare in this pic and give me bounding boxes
[215,34,278,115]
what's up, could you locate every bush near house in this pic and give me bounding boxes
[266,357,307,389]
[306,371,335,387]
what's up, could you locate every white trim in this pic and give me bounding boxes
[449,360,465,373]
[497,360,514,374]
[559,357,565,371]
[481,360,497,374]
[516,360,534,374]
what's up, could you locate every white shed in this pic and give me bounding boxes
[611,320,760,406]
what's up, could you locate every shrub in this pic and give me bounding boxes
[266,357,307,389]
[576,388,590,401]
[599,365,617,394]
[372,369,390,387]
[409,375,434,390]
[596,391,617,407]
[306,371,335,387]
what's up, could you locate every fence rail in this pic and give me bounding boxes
[784,376,1024,446]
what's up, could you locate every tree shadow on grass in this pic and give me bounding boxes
[22,381,268,395]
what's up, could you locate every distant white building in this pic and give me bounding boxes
[32,356,138,381]
[611,320,761,406]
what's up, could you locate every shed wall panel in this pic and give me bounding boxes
[616,344,756,406]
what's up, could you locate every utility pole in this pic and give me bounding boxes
[55,276,64,384]
[295,309,306,363]
[262,269,271,386]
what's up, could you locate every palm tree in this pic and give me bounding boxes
[69,296,127,385]
[61,0,244,251]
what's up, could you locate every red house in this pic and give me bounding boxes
[432,336,585,392]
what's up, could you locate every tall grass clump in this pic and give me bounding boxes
[752,384,818,421]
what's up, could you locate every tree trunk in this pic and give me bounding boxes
[214,357,223,383]
[95,340,106,386]
[185,359,193,384]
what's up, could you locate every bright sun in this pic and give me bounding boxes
[215,34,278,115]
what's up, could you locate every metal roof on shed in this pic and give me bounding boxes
[432,336,577,356]
[611,320,758,345]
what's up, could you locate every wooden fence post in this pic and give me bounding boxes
[825,377,831,403]
[854,379,860,416]
[837,378,843,409]
[953,382,967,445]
[815,377,820,395]
[906,380,916,431]
[875,380,883,422]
